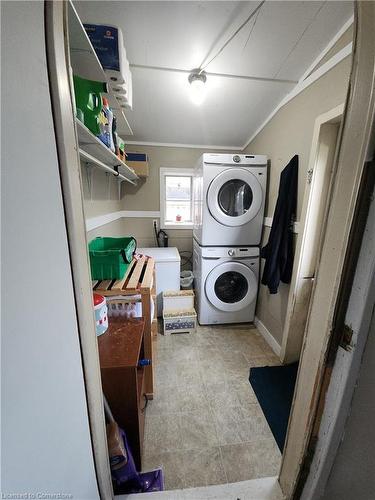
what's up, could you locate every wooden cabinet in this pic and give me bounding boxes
[98,318,146,470]
[94,255,156,398]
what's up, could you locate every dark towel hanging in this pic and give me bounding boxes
[261,155,298,294]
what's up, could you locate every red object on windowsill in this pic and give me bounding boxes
[176,215,182,222]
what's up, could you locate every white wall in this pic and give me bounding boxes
[1,2,99,497]
[245,55,351,346]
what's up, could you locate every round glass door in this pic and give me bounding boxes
[205,261,257,312]
[218,180,253,217]
[207,168,262,227]
[214,271,248,303]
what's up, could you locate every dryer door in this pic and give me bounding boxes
[205,261,258,312]
[207,168,262,227]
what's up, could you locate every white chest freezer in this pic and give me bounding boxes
[137,247,181,316]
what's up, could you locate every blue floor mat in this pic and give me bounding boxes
[249,362,298,452]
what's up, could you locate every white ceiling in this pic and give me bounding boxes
[75,1,353,148]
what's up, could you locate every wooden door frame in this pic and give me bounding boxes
[45,2,113,498]
[281,103,344,364]
[279,2,375,497]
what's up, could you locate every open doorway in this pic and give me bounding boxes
[281,104,344,363]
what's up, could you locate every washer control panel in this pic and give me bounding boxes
[228,247,252,257]
[200,244,259,259]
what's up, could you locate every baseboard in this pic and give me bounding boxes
[254,316,281,357]
[85,211,124,231]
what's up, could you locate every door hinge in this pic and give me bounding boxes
[307,169,314,184]
[340,324,354,351]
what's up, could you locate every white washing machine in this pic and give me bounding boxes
[193,153,267,246]
[193,240,259,325]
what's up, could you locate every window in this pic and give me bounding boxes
[160,168,194,229]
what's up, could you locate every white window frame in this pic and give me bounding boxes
[160,167,194,229]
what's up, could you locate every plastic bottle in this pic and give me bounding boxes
[98,97,115,153]
[138,359,151,367]
[73,75,107,136]
[112,115,118,157]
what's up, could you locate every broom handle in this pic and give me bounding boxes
[102,392,115,423]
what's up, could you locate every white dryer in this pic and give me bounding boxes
[193,153,267,246]
[193,240,259,325]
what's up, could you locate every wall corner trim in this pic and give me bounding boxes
[242,41,352,150]
[254,316,282,357]
[125,140,240,151]
[298,15,354,84]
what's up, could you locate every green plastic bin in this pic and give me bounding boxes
[88,237,136,280]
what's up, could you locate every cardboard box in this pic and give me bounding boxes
[126,152,149,177]
[163,309,197,335]
[163,290,194,312]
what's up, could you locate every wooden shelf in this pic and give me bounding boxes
[76,120,138,183]
[68,1,133,136]
[68,1,106,82]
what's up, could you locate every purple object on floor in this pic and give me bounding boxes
[112,429,164,494]
[130,469,164,494]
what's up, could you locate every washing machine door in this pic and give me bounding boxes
[207,168,263,227]
[205,261,258,312]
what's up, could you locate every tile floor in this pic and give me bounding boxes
[142,324,282,490]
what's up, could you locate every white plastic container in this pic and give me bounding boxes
[138,247,181,317]
[180,270,194,289]
[163,290,194,312]
[93,293,108,336]
[106,294,154,324]
[100,97,115,153]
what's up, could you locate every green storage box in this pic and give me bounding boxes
[89,237,136,280]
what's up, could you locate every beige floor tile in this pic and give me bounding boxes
[142,447,227,490]
[267,353,282,366]
[205,384,257,412]
[144,413,182,455]
[144,324,283,490]
[212,404,272,446]
[178,410,219,450]
[176,383,208,413]
[220,440,281,483]
[246,354,274,367]
[142,451,185,490]
[181,447,227,488]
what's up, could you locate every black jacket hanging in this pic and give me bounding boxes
[261,155,298,294]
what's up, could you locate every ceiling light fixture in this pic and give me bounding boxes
[188,69,207,105]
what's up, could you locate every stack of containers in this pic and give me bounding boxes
[84,23,133,110]
[162,290,197,335]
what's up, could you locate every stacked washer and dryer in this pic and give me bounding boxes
[193,153,267,325]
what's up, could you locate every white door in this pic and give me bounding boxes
[207,168,263,227]
[205,261,258,312]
